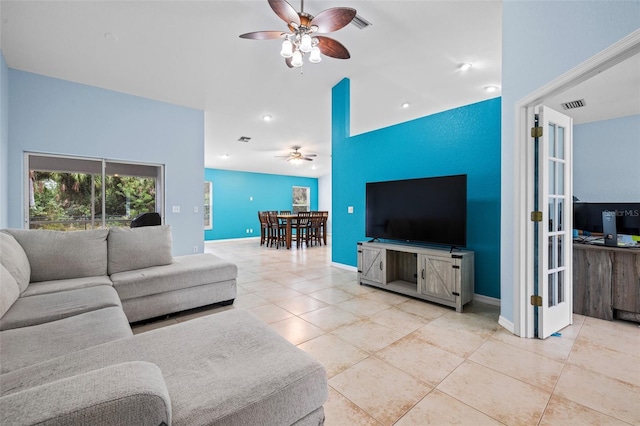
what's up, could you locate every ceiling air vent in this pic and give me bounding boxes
[561,99,586,110]
[351,14,372,29]
[237,136,251,143]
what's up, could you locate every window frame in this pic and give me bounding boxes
[24,152,164,229]
[204,181,213,230]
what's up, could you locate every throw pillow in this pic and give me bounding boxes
[0,231,31,293]
[108,225,173,275]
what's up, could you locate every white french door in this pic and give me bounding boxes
[537,106,573,339]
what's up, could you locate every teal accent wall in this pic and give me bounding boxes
[500,0,640,323]
[204,168,318,240]
[332,79,501,298]
[7,70,205,255]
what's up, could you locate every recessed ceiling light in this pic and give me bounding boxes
[459,63,473,71]
[262,115,272,122]
[312,165,318,170]
[104,32,119,41]
[219,154,229,159]
[484,85,500,93]
[401,102,410,109]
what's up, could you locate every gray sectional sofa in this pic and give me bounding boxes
[0,227,328,425]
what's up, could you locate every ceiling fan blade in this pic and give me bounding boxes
[316,36,350,59]
[310,7,357,33]
[268,0,301,27]
[305,154,317,157]
[302,157,314,161]
[239,31,285,40]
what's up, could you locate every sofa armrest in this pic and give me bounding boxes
[0,361,171,426]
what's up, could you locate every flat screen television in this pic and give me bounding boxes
[574,202,640,236]
[365,174,467,247]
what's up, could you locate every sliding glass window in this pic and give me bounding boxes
[26,153,164,230]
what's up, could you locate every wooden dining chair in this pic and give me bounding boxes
[294,211,312,248]
[267,211,286,248]
[308,212,324,246]
[258,211,269,246]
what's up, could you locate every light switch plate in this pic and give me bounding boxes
[348,206,354,214]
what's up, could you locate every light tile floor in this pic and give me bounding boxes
[132,238,640,426]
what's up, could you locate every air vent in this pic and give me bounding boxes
[561,99,586,110]
[351,14,372,29]
[237,136,251,143]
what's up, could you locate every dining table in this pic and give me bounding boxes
[276,213,327,249]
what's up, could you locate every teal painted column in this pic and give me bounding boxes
[331,78,352,264]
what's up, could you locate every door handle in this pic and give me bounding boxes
[380,261,383,270]
[421,269,425,280]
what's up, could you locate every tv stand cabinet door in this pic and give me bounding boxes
[418,254,457,304]
[359,246,385,285]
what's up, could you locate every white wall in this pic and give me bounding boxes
[574,115,640,202]
[318,172,332,235]
[0,50,8,228]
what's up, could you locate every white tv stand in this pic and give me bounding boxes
[357,241,474,312]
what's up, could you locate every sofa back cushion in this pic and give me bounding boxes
[108,225,173,275]
[0,231,31,293]
[0,265,20,318]
[6,229,109,283]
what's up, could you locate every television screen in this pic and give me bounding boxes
[574,202,640,236]
[366,174,467,247]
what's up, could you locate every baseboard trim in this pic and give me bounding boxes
[331,262,357,272]
[205,237,261,243]
[498,315,515,334]
[473,294,500,307]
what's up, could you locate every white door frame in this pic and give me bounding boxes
[512,29,640,338]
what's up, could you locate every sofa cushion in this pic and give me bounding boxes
[111,253,237,301]
[0,307,133,374]
[0,285,121,331]
[108,225,173,275]
[21,275,113,297]
[0,265,20,318]
[0,361,171,426]
[0,310,328,426]
[6,228,108,283]
[0,230,31,293]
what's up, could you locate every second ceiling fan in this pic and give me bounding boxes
[239,0,357,68]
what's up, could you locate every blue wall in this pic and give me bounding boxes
[7,70,205,255]
[500,1,640,324]
[204,168,318,240]
[0,50,8,228]
[332,78,501,299]
[574,115,640,202]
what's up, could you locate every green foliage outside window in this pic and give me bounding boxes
[30,171,156,230]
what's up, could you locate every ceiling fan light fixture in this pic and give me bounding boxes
[309,46,322,63]
[291,50,303,67]
[280,39,293,58]
[299,34,313,52]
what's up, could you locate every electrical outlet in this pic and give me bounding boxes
[249,228,253,233]
[348,206,354,214]
[246,229,249,233]
[193,206,198,213]
[193,245,198,253]
[172,205,181,213]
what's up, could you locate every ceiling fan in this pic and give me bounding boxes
[275,146,317,163]
[239,0,356,68]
